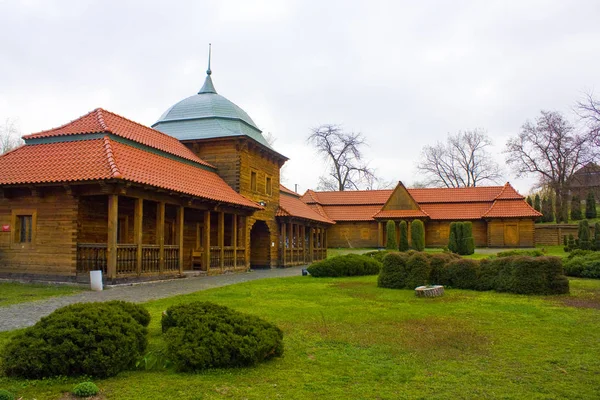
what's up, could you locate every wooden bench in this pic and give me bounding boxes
[191,250,206,271]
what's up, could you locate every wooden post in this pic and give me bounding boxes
[309,227,314,262]
[203,211,211,271]
[324,228,328,257]
[219,211,225,272]
[288,222,293,264]
[378,221,383,248]
[233,214,238,268]
[301,225,306,263]
[157,202,165,274]
[244,217,249,269]
[107,194,118,279]
[134,198,143,276]
[177,206,184,274]
[321,228,325,259]
[282,222,287,266]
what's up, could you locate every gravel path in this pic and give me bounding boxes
[0,267,305,332]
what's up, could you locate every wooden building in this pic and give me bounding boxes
[0,61,330,282]
[301,182,541,248]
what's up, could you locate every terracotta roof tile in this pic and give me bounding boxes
[409,187,504,203]
[23,108,213,168]
[277,192,334,224]
[320,205,384,221]
[419,202,494,220]
[301,189,392,205]
[0,137,260,209]
[372,209,429,219]
[494,182,524,200]
[279,184,299,197]
[483,199,542,218]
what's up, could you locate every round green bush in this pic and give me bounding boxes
[307,254,381,277]
[2,302,147,378]
[446,259,479,289]
[104,300,151,327]
[0,389,15,400]
[72,382,99,398]
[385,220,397,250]
[377,252,410,288]
[410,220,425,251]
[162,302,284,371]
[404,252,430,288]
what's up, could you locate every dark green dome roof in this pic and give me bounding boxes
[152,74,272,149]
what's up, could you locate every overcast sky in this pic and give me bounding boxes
[1,0,600,195]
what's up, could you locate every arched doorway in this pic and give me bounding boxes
[250,220,271,269]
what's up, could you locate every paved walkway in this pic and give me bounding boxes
[0,267,305,332]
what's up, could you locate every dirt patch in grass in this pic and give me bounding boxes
[331,281,378,300]
[551,281,600,310]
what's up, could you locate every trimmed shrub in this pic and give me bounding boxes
[307,254,381,277]
[586,191,597,219]
[377,252,411,289]
[2,302,147,378]
[571,195,582,220]
[578,220,591,250]
[72,382,99,398]
[105,300,151,327]
[410,220,425,251]
[363,250,389,263]
[563,251,600,278]
[595,223,600,251]
[0,390,15,400]
[462,222,475,255]
[385,220,396,250]
[445,259,479,289]
[161,302,283,371]
[404,252,430,289]
[448,222,458,253]
[496,249,545,258]
[429,252,460,285]
[398,220,409,251]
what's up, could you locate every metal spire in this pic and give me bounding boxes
[198,43,217,94]
[207,43,212,75]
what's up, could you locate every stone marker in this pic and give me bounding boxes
[415,285,444,298]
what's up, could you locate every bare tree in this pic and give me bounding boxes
[0,118,23,154]
[307,124,378,191]
[576,91,600,136]
[417,129,502,188]
[505,110,599,223]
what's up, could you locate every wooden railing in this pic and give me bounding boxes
[77,243,245,276]
[77,243,180,276]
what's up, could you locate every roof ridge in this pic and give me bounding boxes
[95,108,109,131]
[102,136,122,179]
[23,109,100,139]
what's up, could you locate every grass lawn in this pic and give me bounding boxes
[0,282,83,307]
[1,276,599,399]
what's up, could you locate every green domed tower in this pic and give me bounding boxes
[153,48,286,268]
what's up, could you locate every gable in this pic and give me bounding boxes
[381,182,420,211]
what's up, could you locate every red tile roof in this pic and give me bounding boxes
[1,110,260,209]
[483,199,541,218]
[301,189,393,205]
[23,108,213,168]
[372,209,429,219]
[302,183,538,221]
[279,184,299,197]
[277,189,335,224]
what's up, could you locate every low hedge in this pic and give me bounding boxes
[2,302,148,378]
[162,302,283,371]
[563,251,600,278]
[363,250,390,263]
[307,254,381,277]
[377,251,569,295]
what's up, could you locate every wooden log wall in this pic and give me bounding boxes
[534,224,585,246]
[0,188,78,277]
[487,219,535,247]
[327,221,379,248]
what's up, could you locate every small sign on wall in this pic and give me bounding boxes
[2,224,10,232]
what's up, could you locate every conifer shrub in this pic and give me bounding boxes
[586,191,597,219]
[2,302,147,378]
[385,220,397,250]
[526,196,533,206]
[534,194,542,222]
[563,251,600,279]
[445,259,479,289]
[363,250,389,263]
[594,223,600,251]
[410,220,425,251]
[448,222,458,253]
[496,249,545,258]
[578,220,591,250]
[161,302,283,371]
[104,300,151,327]
[307,254,381,277]
[72,382,99,398]
[429,252,460,285]
[571,195,582,220]
[404,252,431,289]
[377,251,411,289]
[398,220,409,251]
[0,390,15,400]
[462,222,475,255]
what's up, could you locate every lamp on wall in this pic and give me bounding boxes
[258,201,267,207]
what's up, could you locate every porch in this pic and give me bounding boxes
[278,221,327,267]
[75,194,249,280]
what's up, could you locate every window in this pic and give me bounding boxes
[17,215,32,243]
[251,171,257,192]
[266,176,272,196]
[11,209,37,248]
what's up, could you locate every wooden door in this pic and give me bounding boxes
[504,224,519,247]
